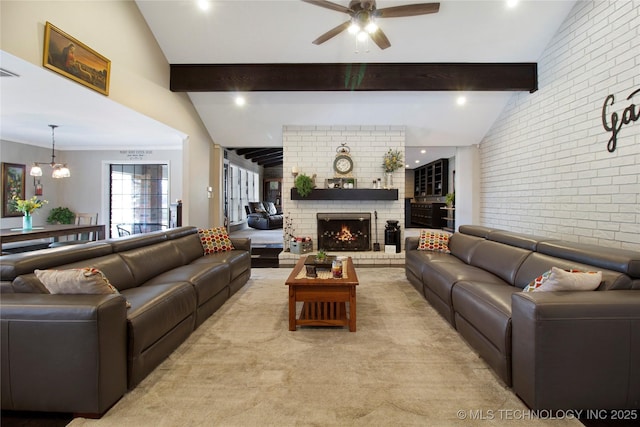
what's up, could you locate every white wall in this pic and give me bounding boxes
[0,1,216,227]
[283,125,405,249]
[480,0,640,250]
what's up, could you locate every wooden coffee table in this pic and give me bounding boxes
[285,256,359,332]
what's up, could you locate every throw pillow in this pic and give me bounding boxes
[198,226,235,254]
[523,267,602,292]
[34,268,130,307]
[417,230,451,253]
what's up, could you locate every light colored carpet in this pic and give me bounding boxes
[69,269,580,427]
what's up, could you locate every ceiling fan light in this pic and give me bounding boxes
[348,22,360,34]
[357,31,368,42]
[365,21,378,34]
[30,163,43,177]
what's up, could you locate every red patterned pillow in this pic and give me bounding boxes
[417,230,451,253]
[198,227,235,254]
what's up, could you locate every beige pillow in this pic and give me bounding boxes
[34,268,130,307]
[534,267,602,292]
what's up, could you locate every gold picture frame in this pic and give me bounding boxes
[2,163,26,218]
[43,22,111,95]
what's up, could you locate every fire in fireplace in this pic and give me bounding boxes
[317,213,371,251]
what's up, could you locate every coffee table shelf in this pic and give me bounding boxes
[285,256,358,332]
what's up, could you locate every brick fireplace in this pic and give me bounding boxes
[279,125,406,266]
[317,213,371,251]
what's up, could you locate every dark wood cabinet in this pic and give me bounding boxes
[414,158,448,197]
[410,202,445,228]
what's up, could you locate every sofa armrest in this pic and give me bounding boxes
[405,237,419,251]
[231,237,251,252]
[511,290,640,410]
[1,293,128,415]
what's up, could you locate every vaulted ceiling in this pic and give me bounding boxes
[1,1,577,169]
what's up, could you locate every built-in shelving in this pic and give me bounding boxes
[291,188,398,201]
[414,158,448,197]
[441,206,455,233]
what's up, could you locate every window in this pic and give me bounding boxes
[110,164,169,237]
[227,164,259,224]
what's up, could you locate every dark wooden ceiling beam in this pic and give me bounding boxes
[236,147,281,156]
[171,63,538,93]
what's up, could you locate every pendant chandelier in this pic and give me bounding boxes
[30,124,70,179]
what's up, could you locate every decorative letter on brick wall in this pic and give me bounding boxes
[601,88,639,152]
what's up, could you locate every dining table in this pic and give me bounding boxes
[0,223,106,246]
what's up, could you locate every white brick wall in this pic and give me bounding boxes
[480,0,640,250]
[282,125,405,251]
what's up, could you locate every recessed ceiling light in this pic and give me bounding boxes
[235,96,246,107]
[415,160,420,163]
[506,0,519,8]
[420,149,426,154]
[456,96,467,106]
[405,164,410,168]
[197,0,210,11]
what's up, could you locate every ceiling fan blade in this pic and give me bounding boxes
[369,28,391,50]
[302,0,352,14]
[377,3,440,18]
[312,21,352,45]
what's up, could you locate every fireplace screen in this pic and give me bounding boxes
[317,213,371,251]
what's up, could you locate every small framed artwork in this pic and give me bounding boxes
[43,21,111,95]
[2,163,26,217]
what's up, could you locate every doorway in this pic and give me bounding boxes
[109,164,169,238]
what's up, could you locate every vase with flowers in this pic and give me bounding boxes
[12,196,48,230]
[382,148,403,189]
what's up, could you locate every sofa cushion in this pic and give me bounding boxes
[118,241,184,287]
[198,227,235,254]
[448,232,484,264]
[452,281,519,385]
[191,249,251,281]
[523,267,602,292]
[468,240,531,285]
[171,234,205,264]
[121,282,196,357]
[143,263,231,308]
[421,261,508,318]
[418,230,451,253]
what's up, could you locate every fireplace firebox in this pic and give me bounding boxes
[317,213,371,251]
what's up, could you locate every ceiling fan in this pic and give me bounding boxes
[302,0,440,50]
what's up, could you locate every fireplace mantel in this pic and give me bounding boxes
[291,188,398,201]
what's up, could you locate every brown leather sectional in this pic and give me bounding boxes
[406,225,640,410]
[0,226,251,416]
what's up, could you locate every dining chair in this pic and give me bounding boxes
[49,213,99,247]
[117,224,131,237]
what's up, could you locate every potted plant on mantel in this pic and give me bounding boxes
[294,173,314,198]
[47,207,75,224]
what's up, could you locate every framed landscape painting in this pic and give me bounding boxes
[2,163,25,218]
[43,21,111,95]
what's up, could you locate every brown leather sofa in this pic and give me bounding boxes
[0,226,251,416]
[406,225,640,410]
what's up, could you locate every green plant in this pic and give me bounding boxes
[294,173,314,197]
[316,249,327,261]
[47,206,75,224]
[11,196,47,215]
[445,193,455,207]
